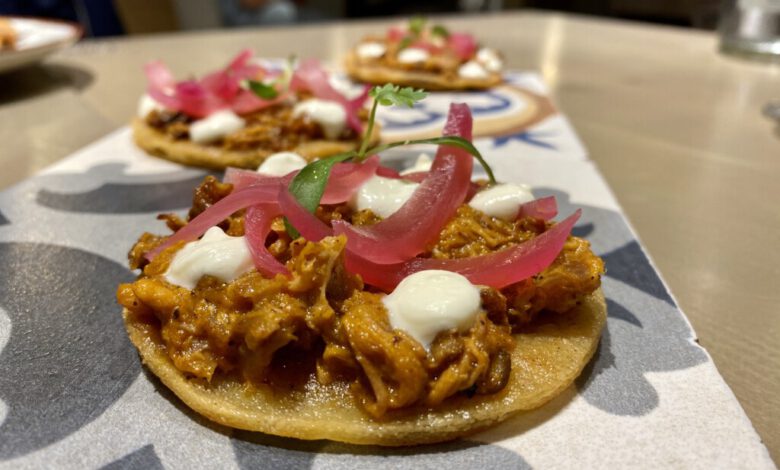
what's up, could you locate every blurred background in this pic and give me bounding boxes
[0,0,722,36]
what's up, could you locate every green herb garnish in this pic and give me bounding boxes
[358,84,427,157]
[247,80,279,100]
[248,55,296,100]
[431,24,449,38]
[408,15,426,35]
[283,83,497,238]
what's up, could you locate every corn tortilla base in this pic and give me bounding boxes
[343,52,503,91]
[123,288,605,446]
[131,118,381,170]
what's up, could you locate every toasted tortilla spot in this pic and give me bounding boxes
[123,288,605,446]
[131,118,381,170]
[343,51,503,91]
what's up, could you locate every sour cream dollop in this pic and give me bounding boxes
[257,152,307,176]
[164,227,254,290]
[468,183,535,221]
[189,110,246,144]
[397,47,430,64]
[383,270,482,349]
[476,48,503,72]
[357,41,387,59]
[293,99,347,140]
[137,94,165,118]
[400,153,433,175]
[458,60,489,80]
[350,175,419,218]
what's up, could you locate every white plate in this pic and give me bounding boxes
[0,17,81,74]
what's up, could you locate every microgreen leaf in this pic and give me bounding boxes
[284,152,356,238]
[369,84,427,108]
[248,80,279,100]
[431,24,449,38]
[365,136,496,185]
[358,85,427,158]
[408,15,426,35]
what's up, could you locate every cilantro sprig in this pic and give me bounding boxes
[283,83,497,238]
[431,24,449,38]
[283,153,353,239]
[247,80,279,100]
[358,84,427,157]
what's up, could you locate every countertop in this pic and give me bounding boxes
[0,10,777,463]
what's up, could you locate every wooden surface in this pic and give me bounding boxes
[0,11,777,463]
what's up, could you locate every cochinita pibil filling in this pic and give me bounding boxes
[117,175,603,418]
[144,96,366,151]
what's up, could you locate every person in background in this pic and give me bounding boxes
[218,0,298,26]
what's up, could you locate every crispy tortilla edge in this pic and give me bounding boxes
[122,288,606,446]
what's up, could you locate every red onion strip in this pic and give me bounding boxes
[517,196,558,221]
[244,204,289,278]
[277,186,333,242]
[146,185,278,260]
[346,210,581,292]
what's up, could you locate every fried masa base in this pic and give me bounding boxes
[123,288,606,446]
[131,118,381,170]
[343,51,503,91]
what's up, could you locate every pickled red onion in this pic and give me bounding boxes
[200,71,241,102]
[173,81,225,118]
[290,58,369,134]
[144,49,278,118]
[346,210,581,291]
[399,171,428,183]
[224,49,263,80]
[387,26,406,42]
[144,61,175,93]
[231,89,289,115]
[223,168,295,190]
[277,186,333,242]
[517,196,558,221]
[321,155,379,204]
[146,185,279,260]
[199,49,263,102]
[449,33,477,60]
[375,165,401,179]
[245,204,289,278]
[332,103,474,264]
[145,61,180,110]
